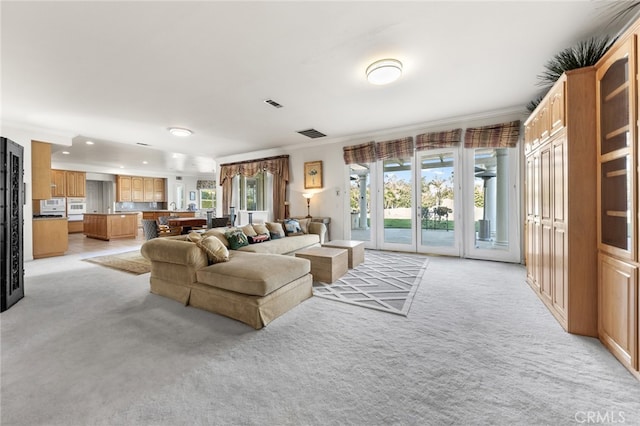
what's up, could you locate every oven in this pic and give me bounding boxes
[40,198,66,215]
[67,197,86,221]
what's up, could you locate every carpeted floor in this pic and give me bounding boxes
[313,250,427,315]
[2,250,639,425]
[83,250,150,275]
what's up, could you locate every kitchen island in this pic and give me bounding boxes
[83,213,139,240]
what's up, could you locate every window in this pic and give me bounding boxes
[239,172,266,211]
[200,189,216,210]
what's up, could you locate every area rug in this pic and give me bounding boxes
[312,250,428,316]
[83,250,150,275]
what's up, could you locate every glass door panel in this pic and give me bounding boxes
[418,150,459,255]
[382,158,414,250]
[349,163,372,244]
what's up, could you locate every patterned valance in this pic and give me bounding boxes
[376,137,414,160]
[464,120,521,148]
[343,141,376,165]
[196,179,216,190]
[219,155,290,185]
[416,129,462,150]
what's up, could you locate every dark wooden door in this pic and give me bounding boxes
[1,137,24,312]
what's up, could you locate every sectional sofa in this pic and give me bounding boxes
[141,221,327,329]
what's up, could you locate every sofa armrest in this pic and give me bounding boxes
[308,222,327,244]
[141,238,208,268]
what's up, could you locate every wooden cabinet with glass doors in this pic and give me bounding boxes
[596,33,639,380]
[523,67,598,337]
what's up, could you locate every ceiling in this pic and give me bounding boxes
[1,1,633,176]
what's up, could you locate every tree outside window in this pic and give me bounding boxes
[200,189,215,210]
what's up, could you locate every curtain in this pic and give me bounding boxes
[376,137,414,160]
[343,141,376,165]
[219,155,289,221]
[464,120,521,148]
[415,129,462,150]
[196,179,216,189]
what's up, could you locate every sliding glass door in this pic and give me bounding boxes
[381,157,415,251]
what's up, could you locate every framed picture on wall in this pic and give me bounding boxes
[189,191,196,201]
[304,161,323,189]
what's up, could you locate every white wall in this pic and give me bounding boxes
[2,125,73,261]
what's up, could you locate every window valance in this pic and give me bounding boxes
[376,137,414,160]
[219,155,290,185]
[196,179,216,190]
[416,129,462,150]
[343,141,376,165]
[464,120,521,148]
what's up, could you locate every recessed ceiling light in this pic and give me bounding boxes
[62,151,70,155]
[120,165,125,169]
[85,141,94,145]
[142,161,148,164]
[168,127,193,137]
[366,59,403,85]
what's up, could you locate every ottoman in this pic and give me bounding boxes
[295,246,348,283]
[322,240,365,268]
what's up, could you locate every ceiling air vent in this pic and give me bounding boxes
[297,129,327,139]
[264,99,283,108]
[136,142,150,146]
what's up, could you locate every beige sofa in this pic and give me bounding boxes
[140,223,326,329]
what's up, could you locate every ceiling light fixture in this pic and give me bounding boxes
[62,151,70,155]
[168,127,193,137]
[85,141,94,145]
[366,58,403,85]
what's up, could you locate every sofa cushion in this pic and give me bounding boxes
[238,233,319,255]
[196,236,230,264]
[297,218,312,234]
[203,228,230,247]
[266,222,285,238]
[226,229,249,250]
[252,223,269,235]
[196,251,311,296]
[241,224,257,237]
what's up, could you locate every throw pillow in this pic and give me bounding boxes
[196,235,230,264]
[248,233,270,244]
[187,231,202,243]
[252,223,269,235]
[266,222,285,238]
[297,218,312,234]
[203,228,231,247]
[242,224,257,237]
[283,219,303,236]
[225,229,249,250]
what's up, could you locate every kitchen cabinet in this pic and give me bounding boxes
[116,175,132,202]
[51,169,66,197]
[141,211,195,221]
[524,67,598,337]
[143,177,154,202]
[154,178,165,202]
[32,217,68,258]
[31,141,52,200]
[65,171,86,197]
[131,176,144,201]
[83,213,138,240]
[596,32,640,380]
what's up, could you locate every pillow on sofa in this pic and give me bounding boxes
[297,218,312,234]
[247,233,270,244]
[242,224,257,237]
[196,236,230,264]
[266,222,285,239]
[252,223,269,235]
[225,229,249,250]
[203,228,231,247]
[187,231,203,242]
[283,219,303,236]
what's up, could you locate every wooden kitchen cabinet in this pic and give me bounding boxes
[131,176,144,202]
[32,218,68,258]
[65,171,86,197]
[83,213,138,240]
[143,177,154,202]
[153,178,165,202]
[31,141,52,200]
[50,169,66,197]
[116,175,132,202]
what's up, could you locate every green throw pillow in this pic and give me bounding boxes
[225,229,249,250]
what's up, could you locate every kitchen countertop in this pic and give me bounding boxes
[33,217,68,221]
[84,212,140,216]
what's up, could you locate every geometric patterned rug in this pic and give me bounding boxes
[312,250,429,316]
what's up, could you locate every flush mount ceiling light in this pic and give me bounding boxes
[366,58,403,85]
[168,127,193,137]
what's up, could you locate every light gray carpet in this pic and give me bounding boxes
[2,250,640,425]
[313,250,427,315]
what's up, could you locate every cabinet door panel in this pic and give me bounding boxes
[541,147,552,221]
[553,227,568,317]
[143,178,154,202]
[131,177,144,202]
[599,254,638,370]
[541,224,553,303]
[51,170,66,197]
